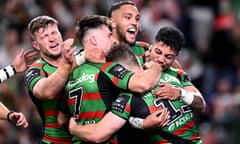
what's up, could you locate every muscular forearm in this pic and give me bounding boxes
[69,112,125,143]
[71,122,106,143]
[0,102,10,120]
[129,63,162,93]
[190,95,206,113]
[33,61,71,100]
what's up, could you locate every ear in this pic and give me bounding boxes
[110,18,116,29]
[32,41,40,51]
[89,36,97,46]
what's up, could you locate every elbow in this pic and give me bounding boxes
[137,82,155,93]
[192,101,207,114]
[33,86,56,100]
[200,103,207,113]
[198,97,207,114]
[41,90,56,100]
[129,79,155,93]
[91,134,109,143]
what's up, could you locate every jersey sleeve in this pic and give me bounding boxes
[101,62,134,90]
[177,69,193,87]
[24,63,46,92]
[111,92,133,120]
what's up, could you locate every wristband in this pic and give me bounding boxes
[10,65,16,74]
[128,116,144,129]
[7,111,14,122]
[0,65,16,83]
[180,88,194,105]
[74,48,85,66]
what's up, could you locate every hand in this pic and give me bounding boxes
[9,112,29,128]
[69,117,78,135]
[62,38,76,64]
[143,108,169,129]
[13,49,39,73]
[153,82,181,100]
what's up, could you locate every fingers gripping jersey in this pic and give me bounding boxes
[24,58,72,143]
[111,67,203,144]
[62,62,134,143]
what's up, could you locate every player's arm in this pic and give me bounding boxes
[153,83,206,113]
[128,61,162,93]
[32,39,75,99]
[0,102,28,128]
[13,48,39,73]
[57,111,69,129]
[0,49,39,83]
[69,112,126,143]
[129,108,169,130]
[180,85,206,113]
[0,102,12,120]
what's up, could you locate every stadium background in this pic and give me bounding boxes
[0,0,240,143]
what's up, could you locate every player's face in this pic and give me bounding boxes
[111,4,140,46]
[149,41,177,71]
[32,23,63,60]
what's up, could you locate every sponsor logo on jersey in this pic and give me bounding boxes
[112,95,130,113]
[67,73,95,87]
[109,64,129,79]
[168,112,193,131]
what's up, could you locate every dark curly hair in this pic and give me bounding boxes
[155,26,184,53]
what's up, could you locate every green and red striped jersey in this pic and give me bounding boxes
[63,61,134,143]
[24,58,72,143]
[111,67,203,144]
[132,41,150,66]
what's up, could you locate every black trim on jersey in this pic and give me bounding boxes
[130,95,150,118]
[118,95,150,144]
[112,95,130,113]
[25,68,41,85]
[97,71,121,113]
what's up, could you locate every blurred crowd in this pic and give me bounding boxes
[0,0,240,143]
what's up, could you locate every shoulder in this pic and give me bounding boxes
[135,41,150,49]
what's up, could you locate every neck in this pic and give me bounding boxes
[112,30,120,44]
[41,54,62,67]
[85,49,106,63]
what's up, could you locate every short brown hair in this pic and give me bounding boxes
[28,15,58,40]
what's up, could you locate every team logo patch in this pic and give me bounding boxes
[108,64,129,79]
[112,95,130,113]
[25,68,40,85]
